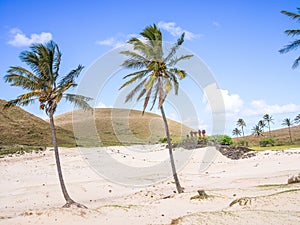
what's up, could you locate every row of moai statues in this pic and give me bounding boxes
[187,129,206,138]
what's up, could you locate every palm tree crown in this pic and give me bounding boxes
[263,114,274,136]
[251,124,263,137]
[236,118,246,137]
[295,114,300,124]
[119,24,193,113]
[232,128,242,137]
[279,8,300,68]
[4,41,91,114]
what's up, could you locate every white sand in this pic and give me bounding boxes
[0,145,300,225]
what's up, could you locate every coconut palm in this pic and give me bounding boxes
[279,8,300,68]
[282,118,293,143]
[236,118,246,138]
[258,120,266,132]
[4,41,91,208]
[232,128,241,138]
[119,24,193,193]
[294,114,300,124]
[251,124,263,139]
[263,114,274,137]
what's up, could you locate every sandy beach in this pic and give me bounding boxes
[1,145,300,225]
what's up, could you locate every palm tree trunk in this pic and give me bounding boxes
[268,122,271,137]
[49,111,87,208]
[160,105,183,194]
[288,126,293,143]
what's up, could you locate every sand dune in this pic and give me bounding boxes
[0,145,300,225]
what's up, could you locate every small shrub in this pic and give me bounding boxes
[259,138,275,147]
[159,137,168,143]
[208,135,233,145]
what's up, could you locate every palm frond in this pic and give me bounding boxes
[169,68,187,80]
[164,33,185,63]
[292,55,300,69]
[284,29,300,37]
[279,39,300,54]
[149,83,159,110]
[142,86,153,114]
[121,59,146,70]
[64,94,92,109]
[119,71,146,90]
[5,67,41,90]
[123,78,147,102]
[167,54,193,66]
[120,51,148,62]
[122,70,149,79]
[281,10,300,21]
[58,65,84,88]
[135,88,147,102]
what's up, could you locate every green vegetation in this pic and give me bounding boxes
[259,138,275,147]
[208,135,233,145]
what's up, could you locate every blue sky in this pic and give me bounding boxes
[1,0,300,136]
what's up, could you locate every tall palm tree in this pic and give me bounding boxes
[279,8,300,68]
[4,41,91,208]
[232,128,241,138]
[282,118,293,143]
[294,114,300,124]
[236,118,246,138]
[119,24,193,193]
[263,114,274,137]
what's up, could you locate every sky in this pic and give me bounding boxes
[1,0,300,136]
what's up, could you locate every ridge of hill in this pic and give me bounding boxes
[0,99,75,148]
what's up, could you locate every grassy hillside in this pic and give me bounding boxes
[0,99,76,149]
[55,108,193,146]
[235,125,300,147]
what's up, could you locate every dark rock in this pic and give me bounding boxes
[288,173,300,184]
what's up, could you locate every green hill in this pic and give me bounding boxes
[0,99,75,149]
[55,108,193,146]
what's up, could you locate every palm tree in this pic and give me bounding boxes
[282,118,293,143]
[279,8,300,68]
[4,41,91,208]
[236,118,246,138]
[258,120,266,132]
[232,128,241,138]
[263,114,274,137]
[294,114,300,124]
[251,124,263,139]
[119,24,193,193]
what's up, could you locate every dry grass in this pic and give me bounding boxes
[234,125,300,147]
[0,99,76,150]
[55,108,192,146]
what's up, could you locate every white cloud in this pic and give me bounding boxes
[243,100,300,116]
[221,89,244,114]
[8,28,52,47]
[158,21,201,40]
[96,37,124,48]
[203,85,243,116]
[96,102,108,108]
